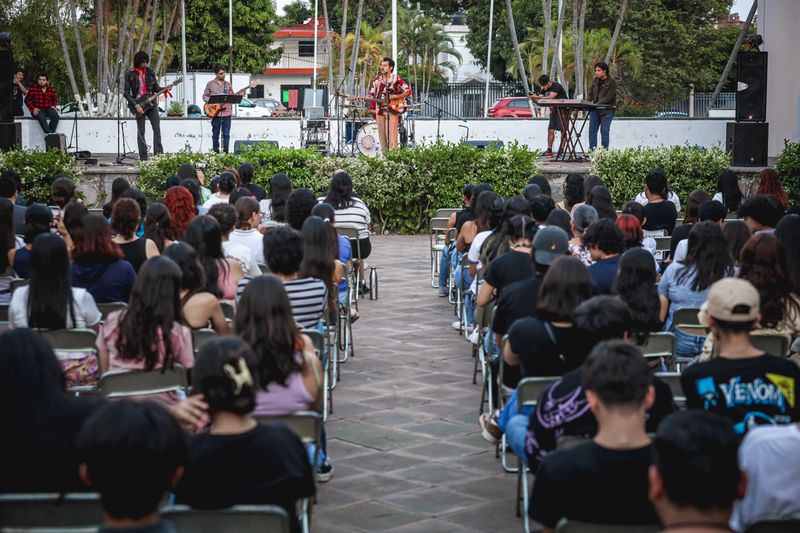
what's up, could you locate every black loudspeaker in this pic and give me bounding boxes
[463,140,504,150]
[0,122,21,150]
[0,48,13,121]
[736,51,767,122]
[44,132,67,154]
[233,140,278,153]
[726,122,768,167]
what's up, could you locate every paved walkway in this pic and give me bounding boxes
[316,235,522,532]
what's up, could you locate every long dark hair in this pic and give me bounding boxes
[739,233,800,329]
[310,202,340,261]
[537,256,593,322]
[0,198,14,272]
[27,233,75,329]
[182,216,228,298]
[563,173,585,210]
[70,214,124,263]
[683,190,712,224]
[717,171,742,213]
[300,216,337,308]
[143,203,174,252]
[323,171,356,210]
[162,242,206,293]
[484,196,530,260]
[614,248,662,342]
[776,214,800,291]
[235,275,302,388]
[723,220,751,268]
[23,204,52,245]
[116,256,184,372]
[193,337,258,415]
[268,173,292,223]
[103,177,131,218]
[583,175,604,199]
[587,186,617,221]
[677,221,733,292]
[473,190,498,233]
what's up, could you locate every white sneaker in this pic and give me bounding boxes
[452,320,462,330]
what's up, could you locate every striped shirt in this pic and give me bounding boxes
[318,197,371,239]
[236,276,327,330]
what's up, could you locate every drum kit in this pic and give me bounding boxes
[337,97,421,157]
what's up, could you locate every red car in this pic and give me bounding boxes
[487,97,533,118]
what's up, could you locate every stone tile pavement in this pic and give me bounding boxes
[316,235,528,532]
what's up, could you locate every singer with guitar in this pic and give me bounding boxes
[365,57,411,152]
[124,51,173,161]
[203,64,255,153]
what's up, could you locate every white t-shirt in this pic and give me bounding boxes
[673,238,688,264]
[634,190,682,213]
[731,424,800,532]
[222,241,260,278]
[9,286,102,329]
[467,230,493,294]
[229,228,264,265]
[202,194,229,209]
[712,192,723,204]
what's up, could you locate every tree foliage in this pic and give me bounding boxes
[279,0,312,27]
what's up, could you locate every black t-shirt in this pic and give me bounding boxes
[492,274,543,337]
[246,183,268,202]
[483,250,535,300]
[669,223,692,260]
[681,353,800,435]
[508,318,587,377]
[527,368,674,469]
[537,81,567,100]
[530,442,660,527]
[642,200,678,234]
[175,422,315,530]
[455,207,475,233]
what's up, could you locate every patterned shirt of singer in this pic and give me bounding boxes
[367,73,411,116]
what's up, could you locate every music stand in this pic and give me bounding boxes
[207,94,243,106]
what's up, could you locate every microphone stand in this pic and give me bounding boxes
[328,67,350,156]
[422,99,468,143]
[115,67,135,165]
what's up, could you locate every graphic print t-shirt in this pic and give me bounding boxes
[681,354,800,435]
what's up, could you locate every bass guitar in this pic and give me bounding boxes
[203,81,258,118]
[128,77,183,117]
[336,92,407,114]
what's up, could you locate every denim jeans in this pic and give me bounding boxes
[588,111,614,149]
[498,388,534,466]
[35,107,60,134]
[211,115,232,153]
[674,328,706,360]
[454,264,474,325]
[438,243,454,288]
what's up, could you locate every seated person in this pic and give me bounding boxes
[583,218,624,295]
[111,198,160,272]
[12,203,52,279]
[634,168,682,213]
[529,340,661,530]
[230,197,265,265]
[738,194,785,234]
[236,228,327,330]
[208,202,260,277]
[638,168,679,234]
[731,422,800,531]
[681,278,800,434]
[520,296,674,469]
[650,411,745,533]
[25,73,60,134]
[174,336,315,531]
[671,200,727,263]
[77,400,187,533]
[437,184,474,297]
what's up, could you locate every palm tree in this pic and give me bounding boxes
[396,7,461,96]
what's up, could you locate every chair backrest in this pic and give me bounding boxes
[0,492,103,531]
[653,236,672,261]
[0,321,10,334]
[301,328,324,356]
[40,328,98,351]
[220,301,236,321]
[192,328,217,355]
[88,208,104,215]
[163,504,291,533]
[556,519,660,533]
[643,229,666,238]
[673,307,706,337]
[745,519,800,533]
[556,435,591,451]
[0,303,8,322]
[429,217,450,233]
[436,208,461,219]
[655,372,685,403]
[517,376,561,408]
[336,224,360,240]
[10,277,29,293]
[97,301,127,321]
[253,410,322,445]
[640,332,676,362]
[99,365,188,399]
[750,334,789,357]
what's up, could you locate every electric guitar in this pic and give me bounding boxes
[203,81,258,118]
[128,77,183,117]
[336,92,407,114]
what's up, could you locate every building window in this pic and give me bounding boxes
[298,41,314,57]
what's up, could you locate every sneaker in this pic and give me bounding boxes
[479,412,502,444]
[438,286,449,297]
[452,320,462,330]
[317,462,334,483]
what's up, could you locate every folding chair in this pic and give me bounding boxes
[556,435,590,450]
[97,301,127,321]
[655,371,686,407]
[672,307,706,369]
[642,229,667,238]
[163,505,291,533]
[653,236,672,262]
[220,301,236,322]
[744,519,800,533]
[336,225,364,299]
[324,306,339,391]
[336,265,355,364]
[429,217,450,288]
[87,208,104,215]
[515,376,561,532]
[0,492,103,532]
[40,329,99,390]
[435,208,462,219]
[99,365,188,399]
[639,332,676,370]
[192,328,217,355]
[751,334,789,357]
[556,519,660,533]
[301,329,329,420]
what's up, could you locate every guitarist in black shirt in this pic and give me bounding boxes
[123,51,173,161]
[530,74,568,158]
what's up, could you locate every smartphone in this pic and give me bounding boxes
[49,205,60,232]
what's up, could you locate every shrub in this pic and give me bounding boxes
[775,139,800,205]
[0,148,81,205]
[589,145,731,208]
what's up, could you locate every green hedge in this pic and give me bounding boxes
[775,139,800,205]
[0,148,81,204]
[589,146,732,208]
[137,144,540,234]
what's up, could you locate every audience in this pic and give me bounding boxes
[163,185,197,239]
[260,172,292,223]
[120,188,148,237]
[181,177,208,215]
[300,215,339,312]
[208,202,260,278]
[286,187,318,231]
[111,198,159,272]
[12,203,52,279]
[671,199,728,263]
[528,175,551,197]
[239,163,266,201]
[0,198,18,302]
[312,202,353,309]
[681,278,800,434]
[50,176,76,214]
[715,170,744,214]
[0,174,26,233]
[143,202,175,253]
[559,173,584,212]
[620,200,657,257]
[230,196,264,265]
[529,340,661,530]
[102,177,131,219]
[321,172,371,288]
[775,214,800,290]
[529,194,556,226]
[649,411,744,533]
[723,219,751,268]
[183,215,244,302]
[671,189,712,259]
[639,168,678,234]
[738,194,784,234]
[568,204,598,266]
[545,208,571,236]
[583,218,625,295]
[479,196,530,271]
[202,172,236,209]
[229,186,252,205]
[586,185,617,221]
[70,214,136,303]
[476,215,536,307]
[614,247,663,344]
[756,168,789,208]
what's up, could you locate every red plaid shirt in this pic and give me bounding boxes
[25,86,58,113]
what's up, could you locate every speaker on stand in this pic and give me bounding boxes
[727,51,768,167]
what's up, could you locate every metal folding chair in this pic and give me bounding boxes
[0,492,103,532]
[99,365,188,399]
[97,301,127,321]
[302,329,329,421]
[640,332,676,370]
[435,208,462,219]
[653,236,672,262]
[192,328,217,355]
[655,371,686,407]
[429,217,450,288]
[163,504,291,533]
[751,334,789,357]
[336,224,364,299]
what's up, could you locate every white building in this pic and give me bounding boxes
[440,13,497,83]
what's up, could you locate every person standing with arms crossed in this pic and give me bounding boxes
[123,51,172,161]
[12,69,27,117]
[588,61,617,150]
[365,57,411,153]
[203,64,234,154]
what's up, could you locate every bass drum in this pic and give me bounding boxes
[356,122,381,157]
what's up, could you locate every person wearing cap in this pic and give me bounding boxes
[671,200,728,264]
[583,218,625,295]
[681,278,800,435]
[568,204,598,267]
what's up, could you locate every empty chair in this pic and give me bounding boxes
[428,217,450,288]
[750,334,789,357]
[163,505,290,533]
[435,208,462,219]
[98,365,188,399]
[0,492,104,532]
[653,236,672,261]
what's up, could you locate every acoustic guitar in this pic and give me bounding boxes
[337,92,407,114]
[203,81,258,118]
[128,77,183,117]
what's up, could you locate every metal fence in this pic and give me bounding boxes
[414,82,527,118]
[660,92,736,117]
